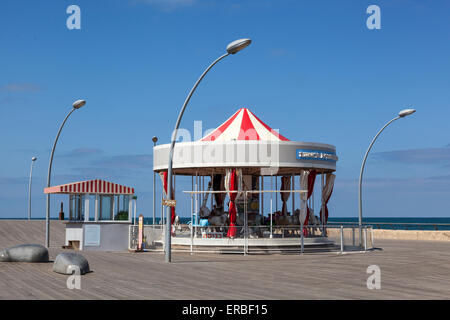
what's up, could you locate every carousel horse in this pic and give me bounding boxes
[294,208,321,233]
[293,208,319,226]
[199,206,211,219]
[243,226,260,238]
[235,213,262,238]
[236,213,263,226]
[273,210,302,236]
[210,205,224,216]
[236,213,244,226]
[208,213,228,227]
[172,214,181,235]
[309,213,321,232]
[206,206,228,233]
[274,214,294,226]
[198,182,212,218]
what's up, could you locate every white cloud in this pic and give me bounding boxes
[373,145,450,165]
[0,83,42,93]
[58,148,104,158]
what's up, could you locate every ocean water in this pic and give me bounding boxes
[158,217,450,230]
[5,217,450,230]
[328,217,450,231]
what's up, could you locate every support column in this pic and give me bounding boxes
[133,197,137,225]
[160,192,164,225]
[128,195,133,224]
[275,176,278,212]
[69,195,73,220]
[118,196,121,217]
[94,194,99,221]
[300,171,309,239]
[191,177,194,253]
[84,194,90,222]
[321,172,325,236]
[112,195,116,221]
[270,175,273,239]
[201,174,204,208]
[312,177,315,216]
[210,172,213,209]
[194,176,198,238]
[173,173,176,207]
[260,176,264,217]
[153,170,156,225]
[291,174,295,215]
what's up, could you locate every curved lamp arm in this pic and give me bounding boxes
[47,108,76,188]
[45,107,76,247]
[357,116,400,246]
[168,52,229,153]
[165,52,230,263]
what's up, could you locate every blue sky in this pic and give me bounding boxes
[1,0,449,219]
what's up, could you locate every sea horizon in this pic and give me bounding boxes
[2,216,450,230]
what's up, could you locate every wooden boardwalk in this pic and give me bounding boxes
[0,220,449,299]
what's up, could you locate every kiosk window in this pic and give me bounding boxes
[100,195,113,220]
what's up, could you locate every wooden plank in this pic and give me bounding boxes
[0,220,449,299]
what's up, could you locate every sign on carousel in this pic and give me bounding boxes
[162,199,177,207]
[201,231,224,239]
[296,149,338,162]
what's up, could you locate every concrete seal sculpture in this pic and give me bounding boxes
[53,252,90,275]
[0,244,49,262]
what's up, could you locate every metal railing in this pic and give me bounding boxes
[329,221,450,231]
[129,223,374,254]
[130,189,376,255]
[129,224,164,251]
[325,225,374,253]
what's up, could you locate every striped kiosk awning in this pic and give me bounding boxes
[44,179,135,195]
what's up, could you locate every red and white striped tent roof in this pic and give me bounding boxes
[44,179,134,195]
[201,108,290,142]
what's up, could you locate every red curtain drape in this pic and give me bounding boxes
[304,170,317,236]
[227,169,237,238]
[162,171,176,224]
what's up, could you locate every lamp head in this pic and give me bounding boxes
[226,38,252,54]
[398,108,416,118]
[31,157,37,161]
[152,136,158,143]
[73,99,86,109]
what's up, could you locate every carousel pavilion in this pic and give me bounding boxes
[151,108,338,253]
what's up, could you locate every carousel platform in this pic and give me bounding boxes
[155,234,335,253]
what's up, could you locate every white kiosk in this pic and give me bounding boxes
[44,179,137,251]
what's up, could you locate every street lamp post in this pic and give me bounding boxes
[45,99,86,248]
[358,108,416,247]
[152,136,158,225]
[28,157,37,220]
[164,38,252,263]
